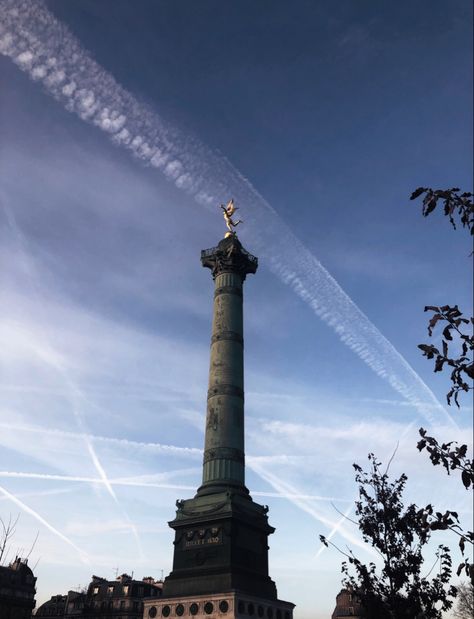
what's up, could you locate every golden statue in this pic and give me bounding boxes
[220,199,243,236]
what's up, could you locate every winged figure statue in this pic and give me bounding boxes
[220,199,243,235]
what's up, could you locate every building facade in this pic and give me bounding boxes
[35,574,162,618]
[144,233,295,619]
[331,589,363,619]
[0,558,37,619]
[35,594,67,617]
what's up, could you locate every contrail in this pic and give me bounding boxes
[0,471,197,492]
[0,486,76,501]
[0,0,454,426]
[0,470,350,502]
[315,501,356,560]
[248,460,374,556]
[1,207,146,559]
[2,207,119,506]
[0,483,89,563]
[0,422,351,502]
[0,421,203,457]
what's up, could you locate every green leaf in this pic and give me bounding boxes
[428,313,443,335]
[410,187,426,200]
[424,196,438,215]
[461,470,471,489]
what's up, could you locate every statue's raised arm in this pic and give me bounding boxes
[220,199,243,236]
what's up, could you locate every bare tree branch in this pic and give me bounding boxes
[0,514,20,565]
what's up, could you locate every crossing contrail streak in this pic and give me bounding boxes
[0,470,349,502]
[0,471,197,491]
[2,206,146,559]
[0,483,90,563]
[248,461,374,556]
[315,501,356,560]
[0,422,203,457]
[0,0,454,426]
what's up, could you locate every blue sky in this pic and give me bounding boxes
[0,1,472,617]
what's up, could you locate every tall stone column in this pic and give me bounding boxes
[199,234,257,495]
[160,232,293,614]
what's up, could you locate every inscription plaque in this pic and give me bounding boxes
[183,528,222,550]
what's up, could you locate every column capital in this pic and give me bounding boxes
[201,235,258,280]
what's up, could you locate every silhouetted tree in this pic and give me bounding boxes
[321,189,473,608]
[321,454,457,619]
[453,582,474,619]
[411,187,473,582]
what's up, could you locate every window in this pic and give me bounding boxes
[204,602,214,615]
[139,586,144,595]
[190,604,199,616]
[120,601,125,609]
[123,585,129,595]
[93,587,100,595]
[107,586,114,595]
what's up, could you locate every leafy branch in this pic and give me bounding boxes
[417,428,473,489]
[417,502,473,582]
[410,187,474,234]
[418,305,473,407]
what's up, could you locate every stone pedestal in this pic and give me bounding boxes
[162,491,276,599]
